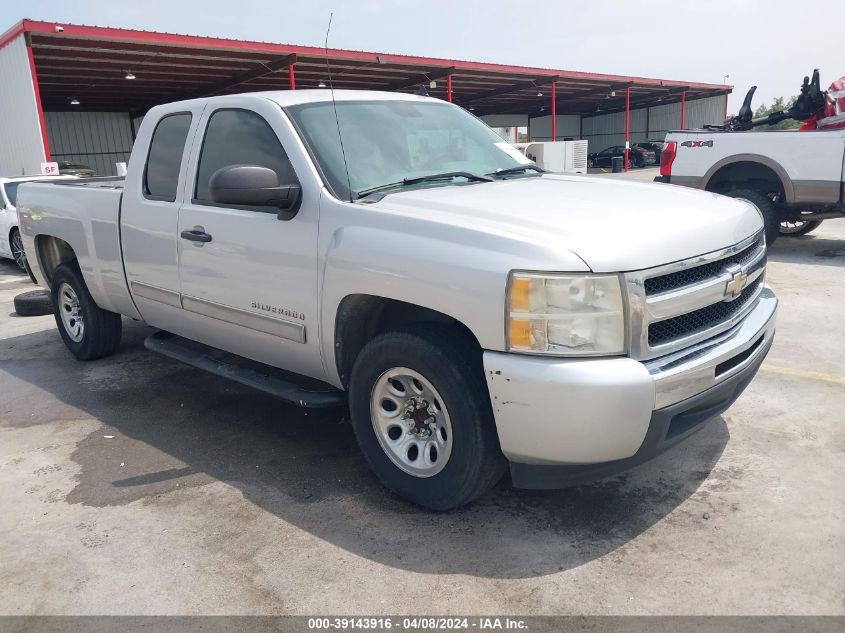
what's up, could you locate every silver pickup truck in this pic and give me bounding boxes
[18,90,777,510]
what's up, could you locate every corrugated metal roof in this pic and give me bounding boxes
[1,18,731,116]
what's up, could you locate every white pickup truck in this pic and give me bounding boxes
[657,128,845,244]
[18,90,777,510]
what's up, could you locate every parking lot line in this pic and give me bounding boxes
[761,363,845,386]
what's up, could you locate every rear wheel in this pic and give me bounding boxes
[723,189,781,246]
[51,263,122,360]
[779,218,823,236]
[349,323,506,510]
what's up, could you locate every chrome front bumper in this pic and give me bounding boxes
[483,288,777,470]
[646,288,777,408]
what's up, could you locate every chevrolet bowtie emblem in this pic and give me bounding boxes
[723,264,748,301]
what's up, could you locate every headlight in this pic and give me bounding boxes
[507,272,626,356]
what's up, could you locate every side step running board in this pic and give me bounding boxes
[144,331,346,409]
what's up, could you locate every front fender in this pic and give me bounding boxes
[318,223,587,386]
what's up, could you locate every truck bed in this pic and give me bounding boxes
[17,176,139,319]
[665,128,845,206]
[49,176,125,189]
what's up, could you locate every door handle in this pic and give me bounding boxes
[180,229,212,243]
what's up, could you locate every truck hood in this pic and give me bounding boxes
[373,174,762,272]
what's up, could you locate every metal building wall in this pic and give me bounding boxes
[528,114,581,141]
[44,111,134,176]
[581,109,648,152]
[581,95,727,151]
[647,95,726,141]
[0,35,46,176]
[481,114,529,128]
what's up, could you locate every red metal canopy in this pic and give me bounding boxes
[1,18,731,117]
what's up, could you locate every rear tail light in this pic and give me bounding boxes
[660,141,677,177]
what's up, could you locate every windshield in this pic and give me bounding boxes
[286,100,533,200]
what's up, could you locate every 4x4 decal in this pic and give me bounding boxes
[680,140,714,148]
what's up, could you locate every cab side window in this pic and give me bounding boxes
[194,109,297,204]
[144,113,192,202]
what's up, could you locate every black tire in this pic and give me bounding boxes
[23,258,38,284]
[723,189,781,247]
[13,289,52,316]
[51,263,122,360]
[779,219,823,237]
[349,323,506,511]
[9,229,28,273]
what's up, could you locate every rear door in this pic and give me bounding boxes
[176,97,325,380]
[121,103,206,333]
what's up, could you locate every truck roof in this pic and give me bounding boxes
[155,89,441,112]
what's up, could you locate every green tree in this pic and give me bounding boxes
[753,96,799,130]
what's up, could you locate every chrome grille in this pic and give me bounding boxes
[648,278,762,346]
[625,231,767,361]
[644,235,764,295]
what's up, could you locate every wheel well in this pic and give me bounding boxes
[706,161,785,199]
[34,235,77,285]
[334,295,480,388]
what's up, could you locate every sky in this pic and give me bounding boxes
[3,0,843,115]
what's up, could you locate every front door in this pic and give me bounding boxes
[176,99,324,380]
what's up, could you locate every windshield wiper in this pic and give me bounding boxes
[357,171,492,199]
[486,165,546,177]
[403,171,493,185]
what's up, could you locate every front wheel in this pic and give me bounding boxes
[349,324,506,510]
[51,263,122,360]
[779,218,823,236]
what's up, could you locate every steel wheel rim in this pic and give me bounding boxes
[11,232,27,271]
[779,219,811,234]
[58,282,84,342]
[370,367,453,478]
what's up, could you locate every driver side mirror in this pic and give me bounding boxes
[209,165,301,220]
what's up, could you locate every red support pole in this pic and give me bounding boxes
[680,90,686,128]
[25,37,50,163]
[288,64,296,90]
[550,81,556,141]
[724,93,729,121]
[446,73,452,103]
[624,86,630,171]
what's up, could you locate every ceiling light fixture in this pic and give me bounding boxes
[70,97,80,105]
[125,71,136,80]
[611,91,616,97]
[537,91,543,97]
[430,80,437,89]
[318,81,326,88]
[468,106,475,111]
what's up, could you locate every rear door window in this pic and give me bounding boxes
[144,113,192,202]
